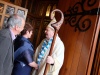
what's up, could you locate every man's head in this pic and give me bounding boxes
[45,18,56,40]
[7,14,25,35]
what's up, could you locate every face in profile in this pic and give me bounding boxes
[27,30,33,38]
[45,27,54,40]
[17,19,25,35]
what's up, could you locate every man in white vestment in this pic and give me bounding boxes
[32,18,65,75]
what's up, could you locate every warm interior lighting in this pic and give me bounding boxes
[46,5,51,17]
[52,4,56,17]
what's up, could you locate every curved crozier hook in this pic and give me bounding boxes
[50,9,64,30]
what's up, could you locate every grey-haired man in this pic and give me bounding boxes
[0,14,25,75]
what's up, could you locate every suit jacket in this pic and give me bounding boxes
[0,28,14,75]
[32,35,65,75]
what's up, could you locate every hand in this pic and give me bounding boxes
[33,62,38,69]
[29,62,38,69]
[46,56,54,64]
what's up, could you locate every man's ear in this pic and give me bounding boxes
[15,25,19,31]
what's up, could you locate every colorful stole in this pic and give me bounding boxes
[37,38,52,65]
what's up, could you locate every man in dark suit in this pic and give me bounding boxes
[0,14,25,75]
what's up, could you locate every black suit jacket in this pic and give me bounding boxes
[0,28,14,75]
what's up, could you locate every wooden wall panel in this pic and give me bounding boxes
[57,0,100,75]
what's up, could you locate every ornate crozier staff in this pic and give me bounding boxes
[43,9,64,75]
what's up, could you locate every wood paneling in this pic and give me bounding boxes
[57,0,100,75]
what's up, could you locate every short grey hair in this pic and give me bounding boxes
[7,14,25,28]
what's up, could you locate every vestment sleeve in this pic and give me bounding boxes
[50,41,65,74]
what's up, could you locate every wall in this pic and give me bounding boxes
[57,0,100,75]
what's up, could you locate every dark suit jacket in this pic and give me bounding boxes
[0,28,14,75]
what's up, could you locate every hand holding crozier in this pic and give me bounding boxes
[43,9,64,75]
